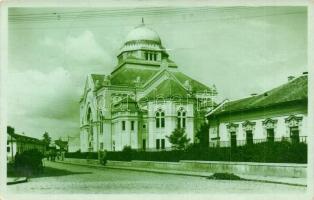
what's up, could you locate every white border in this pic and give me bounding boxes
[0,0,313,200]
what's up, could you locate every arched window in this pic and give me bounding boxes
[156,109,165,128]
[87,107,93,150]
[177,108,186,128]
[87,107,92,122]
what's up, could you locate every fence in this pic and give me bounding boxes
[66,141,307,163]
[209,136,307,148]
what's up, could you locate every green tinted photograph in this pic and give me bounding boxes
[5,4,308,195]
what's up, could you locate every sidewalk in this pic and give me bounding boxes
[56,160,307,187]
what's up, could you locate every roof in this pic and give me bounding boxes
[171,71,212,93]
[8,132,45,145]
[125,24,161,44]
[110,67,159,87]
[212,75,307,116]
[142,78,191,101]
[103,67,213,93]
[213,76,308,115]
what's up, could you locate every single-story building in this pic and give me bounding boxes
[206,72,308,147]
[7,131,46,162]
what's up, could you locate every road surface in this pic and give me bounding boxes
[7,161,306,194]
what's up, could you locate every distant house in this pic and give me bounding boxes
[7,131,46,162]
[207,73,308,147]
[55,139,68,152]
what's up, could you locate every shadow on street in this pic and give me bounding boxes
[8,163,92,179]
[31,166,92,178]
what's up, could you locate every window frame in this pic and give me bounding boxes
[246,130,253,145]
[266,128,275,142]
[161,139,165,149]
[290,126,300,143]
[156,110,165,128]
[100,115,104,134]
[156,139,160,149]
[230,131,237,148]
[177,108,186,128]
[131,121,135,131]
[122,121,126,131]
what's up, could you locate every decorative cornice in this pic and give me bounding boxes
[285,115,303,123]
[226,123,239,129]
[242,120,256,127]
[262,118,278,125]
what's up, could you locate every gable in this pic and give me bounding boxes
[141,78,190,101]
[80,75,100,103]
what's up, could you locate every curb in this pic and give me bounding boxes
[55,161,307,187]
[7,177,28,185]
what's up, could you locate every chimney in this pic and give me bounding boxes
[250,93,258,97]
[288,76,295,82]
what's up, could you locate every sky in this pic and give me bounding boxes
[7,6,307,140]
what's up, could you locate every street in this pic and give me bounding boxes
[7,161,306,194]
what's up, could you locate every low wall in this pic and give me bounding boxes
[62,158,100,165]
[61,158,306,178]
[179,160,307,178]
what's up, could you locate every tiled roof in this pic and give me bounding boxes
[212,75,307,115]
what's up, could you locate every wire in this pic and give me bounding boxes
[9,6,299,23]
[9,11,306,31]
[9,6,255,17]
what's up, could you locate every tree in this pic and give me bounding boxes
[42,132,51,148]
[195,123,210,149]
[166,128,190,150]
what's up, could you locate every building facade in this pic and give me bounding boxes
[7,131,46,163]
[207,74,308,147]
[80,22,215,152]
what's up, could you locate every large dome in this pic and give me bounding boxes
[125,24,161,44]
